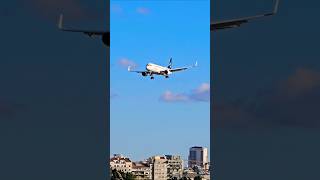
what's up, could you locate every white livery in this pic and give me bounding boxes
[128,58,197,79]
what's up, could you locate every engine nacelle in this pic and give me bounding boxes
[102,32,110,47]
[142,72,147,76]
[164,70,172,75]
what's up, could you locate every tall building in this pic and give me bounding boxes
[188,146,208,169]
[165,155,184,179]
[110,154,133,173]
[132,161,152,180]
[149,156,167,180]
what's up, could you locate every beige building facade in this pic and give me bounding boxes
[110,154,133,173]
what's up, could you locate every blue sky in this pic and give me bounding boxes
[110,0,210,161]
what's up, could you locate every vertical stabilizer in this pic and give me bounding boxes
[168,58,173,69]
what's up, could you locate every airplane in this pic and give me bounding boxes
[57,0,278,46]
[128,58,197,79]
[58,14,110,47]
[211,0,279,31]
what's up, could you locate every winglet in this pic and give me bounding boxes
[128,66,131,72]
[273,0,280,15]
[58,14,64,29]
[194,61,198,67]
[265,0,280,16]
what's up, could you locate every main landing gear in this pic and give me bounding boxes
[165,76,169,78]
[151,76,154,80]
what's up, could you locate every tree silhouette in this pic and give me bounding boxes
[110,169,136,180]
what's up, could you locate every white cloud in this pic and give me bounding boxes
[195,83,210,93]
[117,58,138,69]
[160,91,189,102]
[190,83,210,102]
[160,83,210,103]
[136,7,150,15]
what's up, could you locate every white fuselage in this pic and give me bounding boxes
[146,63,171,75]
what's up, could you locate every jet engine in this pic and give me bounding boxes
[142,72,147,76]
[102,32,110,47]
[164,70,172,75]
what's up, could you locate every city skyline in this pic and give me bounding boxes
[110,146,210,166]
[110,146,210,180]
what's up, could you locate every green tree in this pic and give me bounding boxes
[124,172,135,180]
[110,169,137,180]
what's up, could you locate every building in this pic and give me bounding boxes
[183,168,210,180]
[188,146,208,170]
[149,156,167,180]
[110,154,133,173]
[132,161,152,180]
[165,155,184,179]
[183,168,198,180]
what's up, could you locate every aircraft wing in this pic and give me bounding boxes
[127,66,148,74]
[58,14,108,37]
[170,61,198,72]
[128,70,148,74]
[170,67,188,72]
[211,0,279,31]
